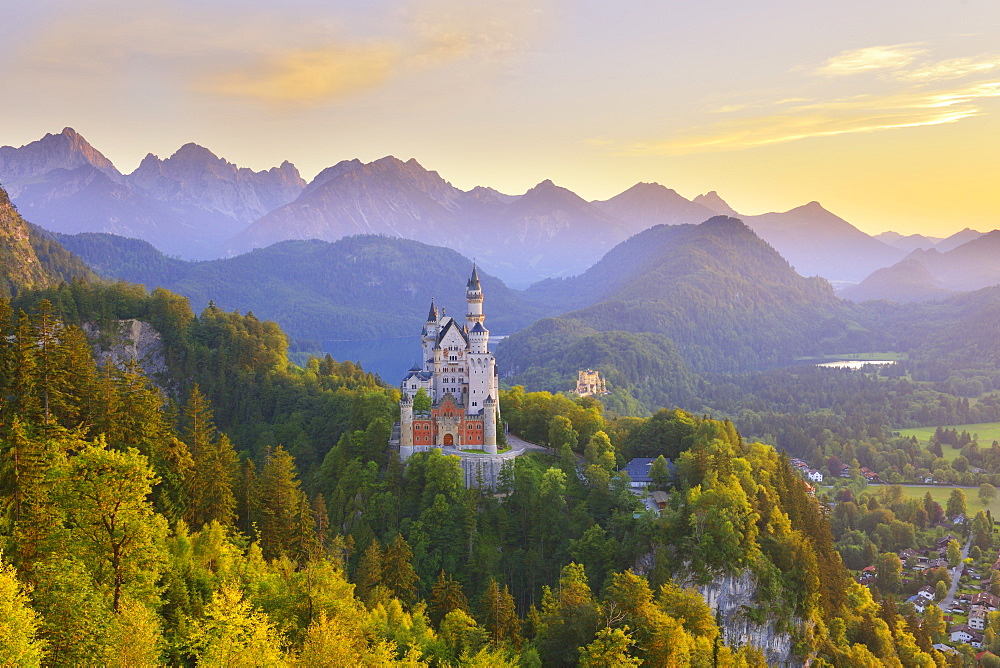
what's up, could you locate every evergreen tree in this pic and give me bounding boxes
[382,533,419,605]
[479,577,521,647]
[429,570,470,628]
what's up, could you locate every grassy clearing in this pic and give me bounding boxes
[898,422,1000,461]
[893,484,1000,517]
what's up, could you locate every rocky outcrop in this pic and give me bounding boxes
[678,570,801,667]
[85,319,168,382]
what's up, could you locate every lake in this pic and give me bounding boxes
[816,360,898,370]
[321,334,509,382]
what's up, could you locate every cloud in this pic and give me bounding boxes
[201,45,400,105]
[816,44,925,76]
[897,55,1000,82]
[14,0,547,108]
[618,82,1000,155]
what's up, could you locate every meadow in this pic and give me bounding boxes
[892,483,1000,518]
[898,422,1000,462]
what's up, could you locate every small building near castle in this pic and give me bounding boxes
[575,369,608,396]
[398,266,500,459]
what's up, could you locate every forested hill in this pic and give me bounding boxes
[0,280,943,665]
[501,216,869,387]
[53,232,551,339]
[0,184,96,297]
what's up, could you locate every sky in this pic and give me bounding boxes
[2,0,998,237]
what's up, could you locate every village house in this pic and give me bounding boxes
[969,605,988,631]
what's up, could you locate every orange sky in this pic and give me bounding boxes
[2,0,998,237]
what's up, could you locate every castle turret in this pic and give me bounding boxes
[400,394,414,459]
[466,264,484,328]
[422,298,439,372]
[483,395,497,454]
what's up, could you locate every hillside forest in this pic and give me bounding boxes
[0,280,960,667]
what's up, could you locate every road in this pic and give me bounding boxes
[938,534,973,612]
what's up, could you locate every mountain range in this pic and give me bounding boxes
[1,127,929,287]
[51,231,551,340]
[0,128,305,259]
[842,230,1000,303]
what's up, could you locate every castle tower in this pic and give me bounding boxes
[400,394,414,459]
[466,264,484,329]
[483,395,497,454]
[422,298,438,373]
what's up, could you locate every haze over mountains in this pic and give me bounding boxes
[843,230,1000,303]
[0,127,947,288]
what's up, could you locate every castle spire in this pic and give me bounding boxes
[427,297,438,322]
[467,263,481,291]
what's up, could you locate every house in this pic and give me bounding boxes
[936,534,959,549]
[950,624,984,645]
[933,644,957,655]
[650,490,669,510]
[968,592,1000,610]
[916,585,936,602]
[807,470,824,483]
[625,458,654,489]
[969,605,988,631]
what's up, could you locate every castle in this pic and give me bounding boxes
[398,266,500,459]
[575,369,608,396]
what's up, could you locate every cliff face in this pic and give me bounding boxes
[85,319,169,383]
[681,570,802,667]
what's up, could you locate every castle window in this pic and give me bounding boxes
[472,401,477,406]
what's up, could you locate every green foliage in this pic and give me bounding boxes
[0,552,45,667]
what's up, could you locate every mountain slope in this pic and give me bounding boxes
[0,185,96,297]
[739,202,904,282]
[839,257,954,303]
[505,216,861,378]
[55,232,550,340]
[592,182,717,234]
[935,227,983,252]
[907,230,1000,291]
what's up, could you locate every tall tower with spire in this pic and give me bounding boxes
[398,265,500,458]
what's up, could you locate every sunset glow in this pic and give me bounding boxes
[2,0,997,237]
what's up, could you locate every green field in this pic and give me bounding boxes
[898,422,1000,461]
[893,484,1000,518]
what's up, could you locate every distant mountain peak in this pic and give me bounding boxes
[171,143,219,161]
[693,191,740,217]
[0,127,122,190]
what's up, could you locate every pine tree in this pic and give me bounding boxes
[355,540,384,605]
[479,577,521,647]
[258,446,312,561]
[429,570,470,627]
[382,533,418,605]
[181,387,237,529]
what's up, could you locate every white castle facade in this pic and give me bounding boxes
[398,266,500,459]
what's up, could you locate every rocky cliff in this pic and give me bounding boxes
[680,570,801,667]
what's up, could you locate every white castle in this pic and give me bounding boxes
[398,265,500,459]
